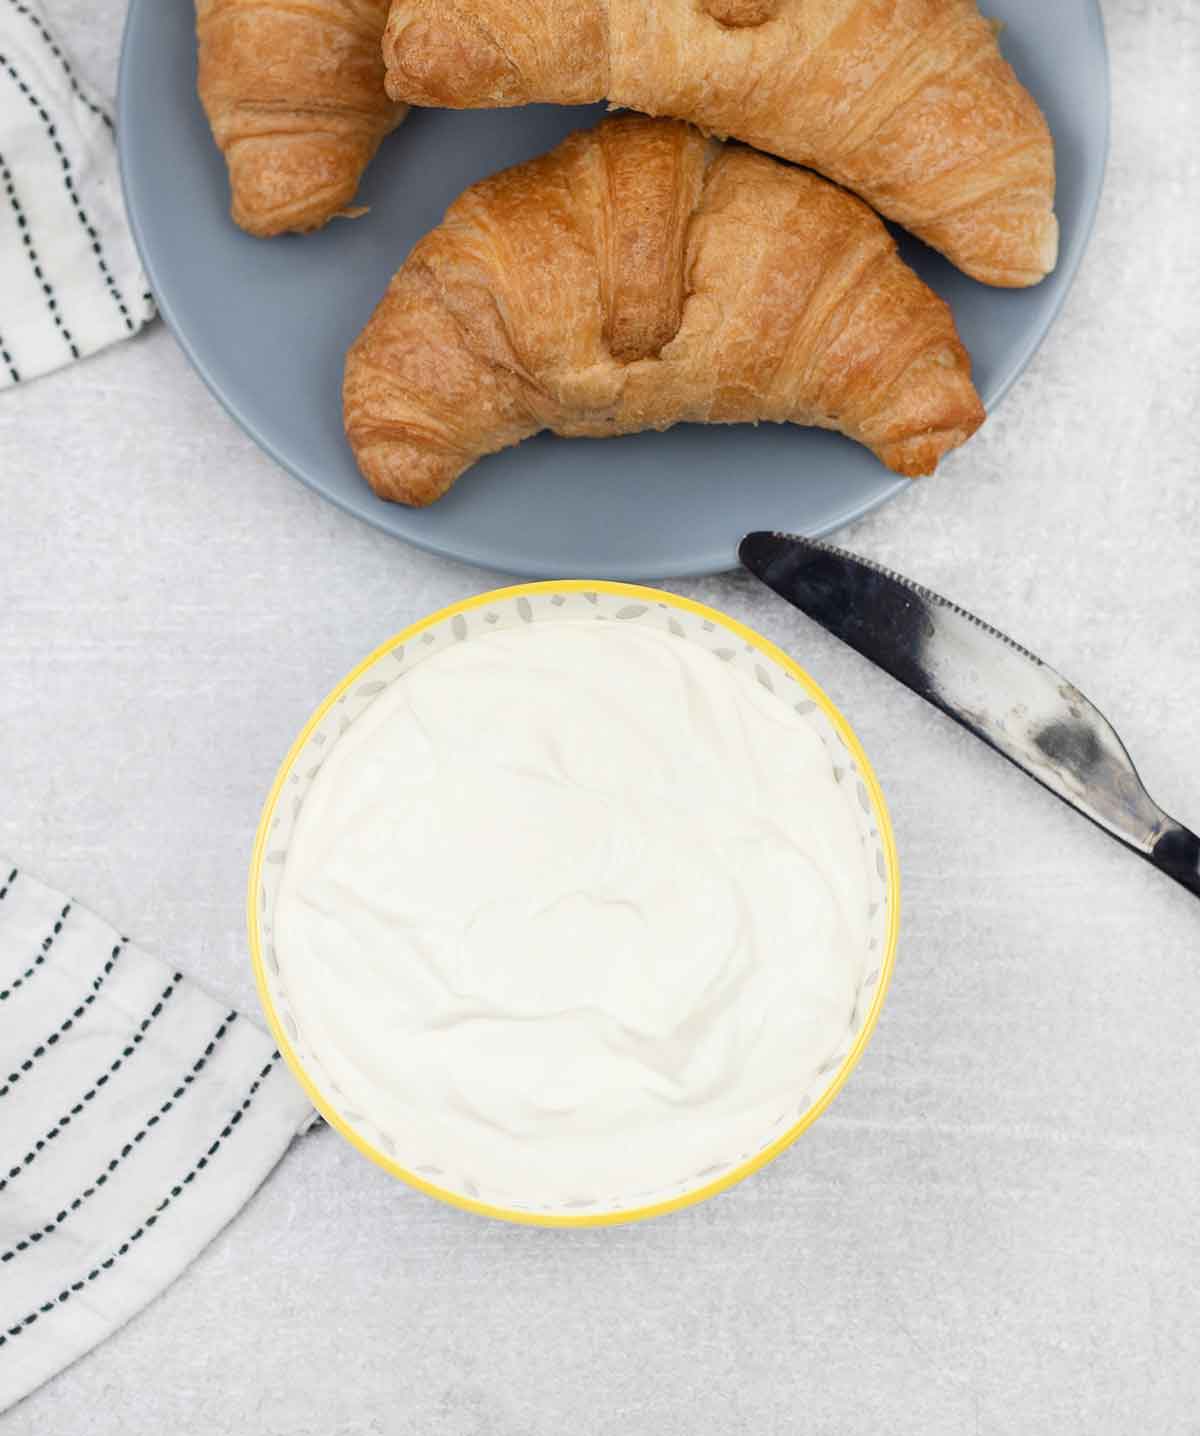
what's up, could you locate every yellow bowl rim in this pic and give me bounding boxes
[247,579,901,1228]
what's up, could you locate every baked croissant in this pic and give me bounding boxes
[344,116,985,505]
[381,0,1056,288]
[196,0,407,237]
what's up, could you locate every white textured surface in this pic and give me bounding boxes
[2,0,1199,1429]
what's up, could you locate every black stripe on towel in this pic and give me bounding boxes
[0,1053,283,1346]
[0,53,134,333]
[0,902,71,1001]
[0,974,182,1192]
[5,0,113,131]
[0,1012,239,1266]
[0,868,17,901]
[0,333,17,384]
[0,147,78,360]
[0,941,127,1098]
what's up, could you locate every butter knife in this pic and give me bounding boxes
[739,532,1200,902]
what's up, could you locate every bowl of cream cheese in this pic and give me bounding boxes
[249,582,898,1225]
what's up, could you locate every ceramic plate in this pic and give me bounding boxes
[118,1,1108,580]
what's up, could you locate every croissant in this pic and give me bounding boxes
[344,116,985,505]
[381,0,1056,288]
[196,0,408,237]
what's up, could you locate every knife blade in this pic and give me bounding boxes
[739,531,1200,902]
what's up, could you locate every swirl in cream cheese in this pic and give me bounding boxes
[276,620,870,1205]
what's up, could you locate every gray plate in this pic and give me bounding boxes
[117,1,1108,580]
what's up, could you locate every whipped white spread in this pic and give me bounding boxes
[276,620,870,1206]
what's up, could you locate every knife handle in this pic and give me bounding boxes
[1150,822,1200,902]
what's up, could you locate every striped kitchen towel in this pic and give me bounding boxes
[0,861,315,1413]
[0,0,154,389]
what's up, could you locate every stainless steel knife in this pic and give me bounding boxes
[739,531,1200,902]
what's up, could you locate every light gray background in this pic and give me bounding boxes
[2,1,1198,1431]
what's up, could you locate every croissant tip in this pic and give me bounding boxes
[878,408,986,477]
[1040,213,1061,277]
[382,12,524,107]
[994,214,1060,287]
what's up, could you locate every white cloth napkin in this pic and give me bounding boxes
[0,0,154,389]
[0,861,315,1413]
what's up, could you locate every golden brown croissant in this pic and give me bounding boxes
[343,117,985,505]
[381,0,1056,288]
[196,0,408,237]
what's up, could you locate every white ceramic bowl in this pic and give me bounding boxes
[249,582,899,1226]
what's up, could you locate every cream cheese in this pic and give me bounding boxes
[276,620,870,1205]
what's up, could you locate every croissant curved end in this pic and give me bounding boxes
[224,129,398,238]
[876,425,978,479]
[383,11,522,106]
[1037,212,1061,282]
[982,210,1060,289]
[349,433,467,507]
